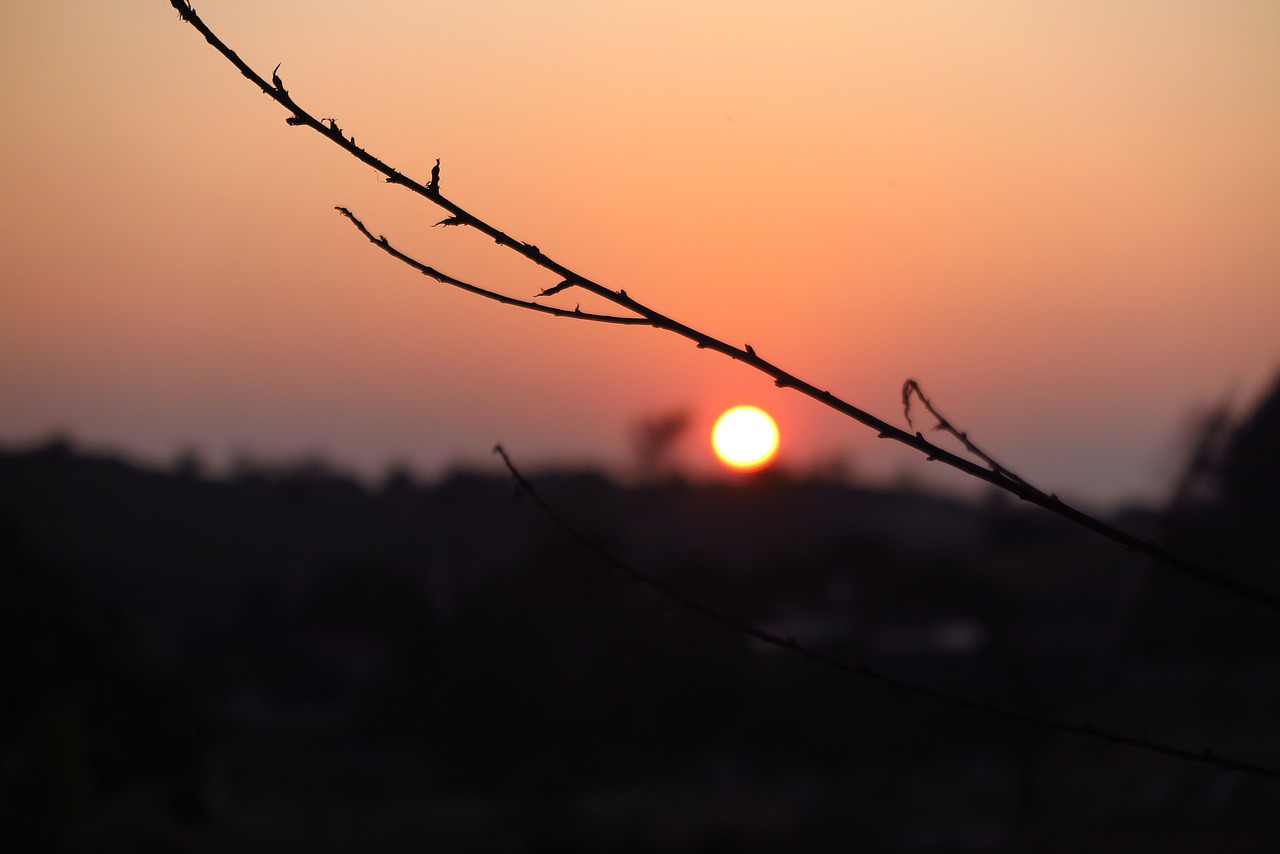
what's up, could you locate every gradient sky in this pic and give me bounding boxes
[2,1,1278,508]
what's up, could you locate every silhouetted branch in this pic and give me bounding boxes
[336,208,645,325]
[493,445,1280,781]
[903,379,1030,487]
[168,0,1280,617]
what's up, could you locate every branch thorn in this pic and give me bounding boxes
[538,279,576,298]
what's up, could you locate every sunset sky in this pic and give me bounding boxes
[2,1,1278,508]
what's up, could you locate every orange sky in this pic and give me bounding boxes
[2,1,1278,507]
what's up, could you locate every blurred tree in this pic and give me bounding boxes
[629,409,691,482]
[1218,373,1280,522]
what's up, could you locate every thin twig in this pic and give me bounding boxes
[903,379,1030,487]
[492,445,1280,781]
[168,0,1280,617]
[336,208,646,325]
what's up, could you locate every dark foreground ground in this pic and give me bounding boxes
[2,384,1278,851]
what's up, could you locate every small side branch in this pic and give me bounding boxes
[336,208,645,326]
[903,379,1030,488]
[493,445,1280,781]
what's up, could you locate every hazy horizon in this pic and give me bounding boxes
[3,0,1278,510]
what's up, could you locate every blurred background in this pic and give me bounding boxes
[2,379,1278,851]
[3,1,1279,850]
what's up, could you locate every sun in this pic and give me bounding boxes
[712,406,780,471]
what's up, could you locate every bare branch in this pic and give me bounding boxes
[493,445,1280,781]
[336,208,645,326]
[903,379,1030,487]
[169,0,1280,616]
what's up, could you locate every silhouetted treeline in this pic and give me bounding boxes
[2,376,1278,851]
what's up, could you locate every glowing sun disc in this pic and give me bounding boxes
[712,406,780,471]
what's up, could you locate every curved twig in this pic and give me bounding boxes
[493,445,1280,780]
[336,208,645,325]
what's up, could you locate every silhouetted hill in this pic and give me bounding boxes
[2,428,1277,852]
